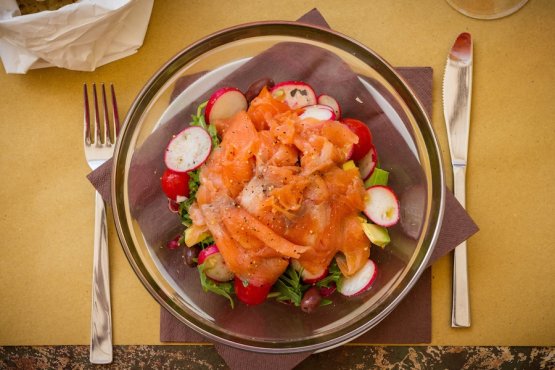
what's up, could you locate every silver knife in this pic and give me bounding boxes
[443,32,473,328]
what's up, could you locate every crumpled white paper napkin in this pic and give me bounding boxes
[0,0,153,74]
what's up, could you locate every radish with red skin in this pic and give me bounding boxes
[291,260,328,284]
[363,186,400,227]
[319,282,337,297]
[168,199,180,213]
[337,259,378,296]
[198,245,235,282]
[166,235,181,250]
[299,104,336,121]
[165,126,212,173]
[175,195,188,203]
[317,94,341,119]
[271,81,317,109]
[357,145,378,180]
[204,87,247,124]
[345,145,354,161]
[197,245,219,265]
[303,270,328,284]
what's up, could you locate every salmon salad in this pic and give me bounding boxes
[159,78,400,312]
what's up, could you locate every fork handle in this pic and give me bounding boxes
[90,190,113,363]
[451,165,471,327]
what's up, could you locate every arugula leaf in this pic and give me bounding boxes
[206,123,220,148]
[190,101,208,127]
[198,235,215,249]
[190,101,220,148]
[178,196,195,227]
[187,169,201,194]
[178,169,200,226]
[271,265,309,306]
[316,260,342,289]
[197,263,234,308]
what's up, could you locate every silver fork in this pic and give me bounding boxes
[83,83,120,364]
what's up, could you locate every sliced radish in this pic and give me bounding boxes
[363,186,400,227]
[198,245,235,282]
[176,195,188,203]
[197,245,219,264]
[205,87,247,124]
[345,145,354,161]
[337,259,378,297]
[317,94,341,119]
[299,104,336,121]
[357,145,377,180]
[168,199,180,213]
[291,260,328,284]
[165,126,212,173]
[166,235,181,250]
[270,81,317,109]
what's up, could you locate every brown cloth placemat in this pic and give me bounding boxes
[87,8,478,370]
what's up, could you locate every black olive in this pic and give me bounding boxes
[301,286,322,313]
[184,245,200,267]
[244,78,275,103]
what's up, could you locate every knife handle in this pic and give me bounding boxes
[451,165,471,327]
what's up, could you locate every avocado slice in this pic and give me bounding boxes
[361,222,391,248]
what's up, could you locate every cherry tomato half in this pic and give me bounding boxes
[161,169,190,201]
[234,277,271,305]
[341,118,373,161]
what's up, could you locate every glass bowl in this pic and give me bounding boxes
[111,21,445,353]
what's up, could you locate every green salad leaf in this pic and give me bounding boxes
[271,265,309,306]
[270,261,344,307]
[178,170,201,227]
[187,169,201,195]
[178,195,195,228]
[190,101,220,148]
[197,235,215,249]
[315,260,342,289]
[197,263,234,308]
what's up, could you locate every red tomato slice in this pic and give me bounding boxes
[341,118,373,161]
[161,169,190,200]
[234,277,271,305]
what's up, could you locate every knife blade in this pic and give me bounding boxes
[442,32,473,328]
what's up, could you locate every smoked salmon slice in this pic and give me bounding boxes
[247,86,290,130]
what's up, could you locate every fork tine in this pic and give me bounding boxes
[92,83,101,146]
[100,83,109,145]
[83,84,91,145]
[110,84,120,141]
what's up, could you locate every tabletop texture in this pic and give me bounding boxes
[0,0,554,352]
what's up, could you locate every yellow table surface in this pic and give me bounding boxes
[1,0,554,346]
